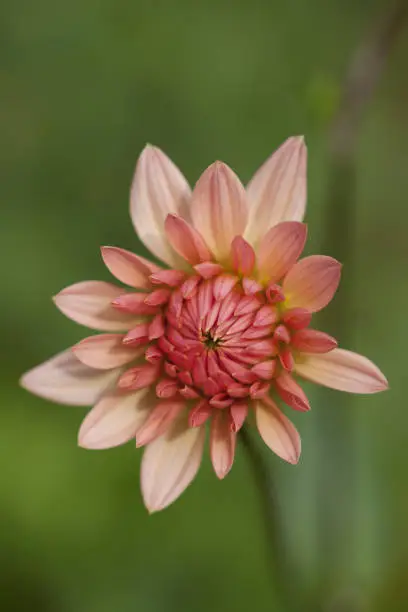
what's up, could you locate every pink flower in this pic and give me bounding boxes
[20,137,388,512]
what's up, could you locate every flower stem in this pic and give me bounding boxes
[240,425,296,612]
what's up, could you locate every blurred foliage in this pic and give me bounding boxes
[1,0,408,610]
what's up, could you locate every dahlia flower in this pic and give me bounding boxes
[21,137,387,512]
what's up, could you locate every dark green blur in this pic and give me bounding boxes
[1,0,407,610]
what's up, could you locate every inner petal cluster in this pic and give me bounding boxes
[113,261,332,432]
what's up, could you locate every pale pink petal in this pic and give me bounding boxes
[130,145,191,267]
[210,412,236,479]
[229,402,248,432]
[231,236,256,276]
[78,389,152,449]
[291,329,337,353]
[54,281,142,331]
[74,334,144,369]
[101,246,161,289]
[245,136,307,247]
[190,162,248,261]
[255,398,301,464]
[136,400,185,447]
[194,262,224,279]
[282,255,342,313]
[164,214,212,265]
[257,221,307,283]
[140,417,206,512]
[20,349,121,406]
[294,348,388,394]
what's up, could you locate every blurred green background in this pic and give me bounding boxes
[1,0,407,610]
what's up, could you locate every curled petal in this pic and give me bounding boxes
[194,262,223,279]
[78,390,151,449]
[136,400,186,447]
[190,161,248,261]
[165,214,212,265]
[210,411,236,479]
[231,236,256,276]
[20,349,121,406]
[111,293,158,315]
[291,329,337,353]
[101,246,161,289]
[275,371,310,411]
[74,334,144,369]
[282,255,341,313]
[294,348,388,394]
[255,398,301,464]
[54,281,142,331]
[130,145,191,267]
[257,221,307,283]
[140,417,206,512]
[245,136,307,247]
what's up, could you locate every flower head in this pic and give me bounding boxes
[21,137,388,512]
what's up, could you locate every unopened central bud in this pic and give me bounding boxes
[202,331,221,350]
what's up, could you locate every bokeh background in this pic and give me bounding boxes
[1,0,407,610]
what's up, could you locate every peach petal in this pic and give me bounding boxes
[194,262,224,279]
[118,364,160,390]
[20,349,121,406]
[165,214,212,265]
[245,136,307,247]
[149,269,186,287]
[136,400,186,447]
[257,221,307,283]
[78,389,151,449]
[210,411,236,479]
[140,417,206,512]
[130,145,191,267]
[190,161,248,261]
[101,246,161,289]
[123,323,150,345]
[251,359,277,380]
[242,278,263,295]
[54,281,142,331]
[111,293,158,315]
[281,308,312,330]
[189,400,213,427]
[255,398,301,464]
[231,236,256,276]
[275,371,310,411]
[294,348,388,394]
[230,402,248,432]
[74,334,144,369]
[291,329,337,353]
[282,255,342,313]
[144,288,171,306]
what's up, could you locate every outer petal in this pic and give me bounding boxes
[282,255,341,313]
[255,398,301,464]
[73,334,144,369]
[210,411,236,479]
[245,137,307,247]
[20,349,121,406]
[190,162,248,262]
[257,221,307,283]
[294,348,388,394]
[164,214,212,265]
[130,145,192,266]
[140,417,206,512]
[78,389,152,449]
[54,281,142,331]
[101,246,161,289]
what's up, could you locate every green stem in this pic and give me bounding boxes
[240,425,295,612]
